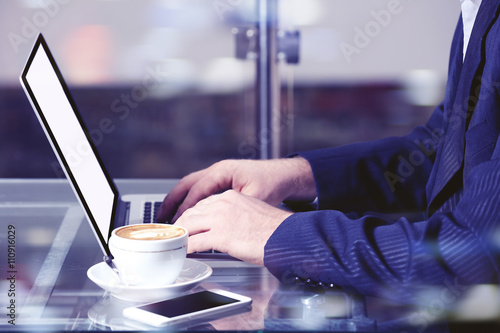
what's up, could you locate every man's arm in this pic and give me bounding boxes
[265,138,500,300]
[296,104,444,215]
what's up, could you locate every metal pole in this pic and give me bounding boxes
[257,0,280,159]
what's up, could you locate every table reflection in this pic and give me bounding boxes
[1,179,499,332]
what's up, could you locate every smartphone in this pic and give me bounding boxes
[123,289,252,327]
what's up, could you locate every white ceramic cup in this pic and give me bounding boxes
[108,224,188,286]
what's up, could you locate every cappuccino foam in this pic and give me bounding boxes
[116,225,185,240]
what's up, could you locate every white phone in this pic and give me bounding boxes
[123,289,252,327]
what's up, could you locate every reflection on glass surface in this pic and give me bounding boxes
[1,2,500,331]
[1,0,459,179]
[1,0,258,178]
[278,0,458,155]
[1,177,500,331]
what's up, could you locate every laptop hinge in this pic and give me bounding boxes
[113,198,130,230]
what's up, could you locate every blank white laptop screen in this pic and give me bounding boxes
[21,36,116,248]
[21,35,246,264]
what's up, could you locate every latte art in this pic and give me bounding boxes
[116,225,185,240]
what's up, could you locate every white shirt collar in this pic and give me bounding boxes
[460,0,482,61]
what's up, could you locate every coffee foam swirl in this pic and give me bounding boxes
[116,225,185,240]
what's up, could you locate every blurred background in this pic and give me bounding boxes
[0,0,460,179]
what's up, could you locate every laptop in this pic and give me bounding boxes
[20,34,254,269]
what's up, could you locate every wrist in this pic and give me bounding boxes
[280,157,317,202]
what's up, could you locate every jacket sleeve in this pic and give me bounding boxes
[265,131,500,300]
[293,103,445,215]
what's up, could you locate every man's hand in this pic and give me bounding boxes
[174,190,293,266]
[157,157,316,223]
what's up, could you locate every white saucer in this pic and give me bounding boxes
[87,258,212,302]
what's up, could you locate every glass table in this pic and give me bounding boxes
[1,179,498,332]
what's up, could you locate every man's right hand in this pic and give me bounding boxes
[156,157,316,223]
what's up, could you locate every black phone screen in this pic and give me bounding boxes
[137,291,240,318]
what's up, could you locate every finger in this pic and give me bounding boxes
[175,212,218,253]
[156,192,183,223]
[173,173,231,222]
[186,230,254,264]
[174,207,212,236]
[156,170,205,222]
[185,232,219,254]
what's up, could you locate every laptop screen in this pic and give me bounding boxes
[21,35,117,255]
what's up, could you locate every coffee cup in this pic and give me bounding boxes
[108,223,188,286]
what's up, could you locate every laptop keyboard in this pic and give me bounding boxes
[142,201,162,224]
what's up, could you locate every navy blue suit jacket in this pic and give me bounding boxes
[264,0,500,299]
